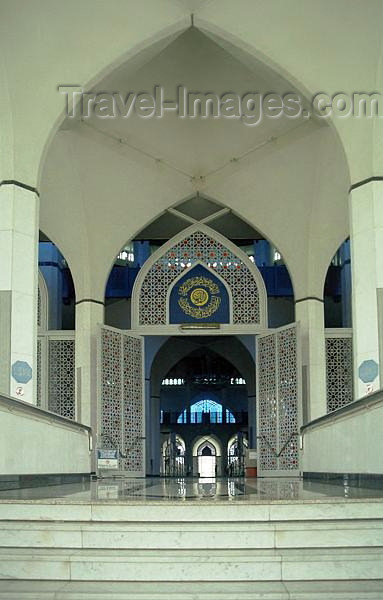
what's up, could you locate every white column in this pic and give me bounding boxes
[75,300,104,427]
[295,298,326,421]
[350,181,383,398]
[0,182,38,403]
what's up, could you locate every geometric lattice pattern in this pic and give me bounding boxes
[36,338,42,408]
[326,336,353,413]
[277,327,299,470]
[257,325,299,473]
[139,231,260,325]
[122,335,144,472]
[48,339,75,420]
[37,286,41,328]
[100,328,144,473]
[100,329,122,458]
[258,333,278,471]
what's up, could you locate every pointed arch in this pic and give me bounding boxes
[197,441,216,456]
[192,434,222,457]
[131,223,268,330]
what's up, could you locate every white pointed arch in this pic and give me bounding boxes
[131,222,268,332]
[192,434,222,457]
[197,441,216,456]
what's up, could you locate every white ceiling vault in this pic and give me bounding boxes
[2,1,371,301]
[64,27,315,182]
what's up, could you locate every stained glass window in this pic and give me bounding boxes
[177,398,235,424]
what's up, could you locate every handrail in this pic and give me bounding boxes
[0,393,91,434]
[301,387,383,434]
[257,432,298,458]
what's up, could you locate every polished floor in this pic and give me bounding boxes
[1,476,383,503]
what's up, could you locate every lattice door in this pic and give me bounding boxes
[325,331,353,413]
[36,333,75,417]
[256,323,302,476]
[99,326,145,476]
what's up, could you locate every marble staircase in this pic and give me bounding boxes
[0,499,382,598]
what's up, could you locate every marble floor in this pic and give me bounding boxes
[1,476,383,503]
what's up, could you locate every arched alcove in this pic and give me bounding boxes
[132,222,268,331]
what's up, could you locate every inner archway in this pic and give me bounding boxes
[197,441,217,478]
[154,338,253,477]
[99,197,300,478]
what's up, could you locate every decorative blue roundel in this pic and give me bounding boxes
[11,360,32,384]
[169,264,229,324]
[358,359,379,383]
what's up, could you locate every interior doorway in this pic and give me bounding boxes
[154,335,255,477]
[98,324,301,478]
[197,441,216,477]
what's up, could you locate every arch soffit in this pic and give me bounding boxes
[35,18,348,298]
[150,335,255,397]
[36,15,351,190]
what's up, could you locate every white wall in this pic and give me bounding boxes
[0,396,91,475]
[302,395,383,474]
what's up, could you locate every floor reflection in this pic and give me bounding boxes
[1,476,383,502]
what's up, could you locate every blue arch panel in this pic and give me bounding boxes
[169,264,230,324]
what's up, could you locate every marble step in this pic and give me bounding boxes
[1,580,383,599]
[1,499,383,522]
[0,519,383,549]
[0,547,382,582]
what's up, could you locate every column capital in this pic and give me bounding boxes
[349,176,383,193]
[0,179,39,196]
[75,298,105,306]
[295,296,324,304]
